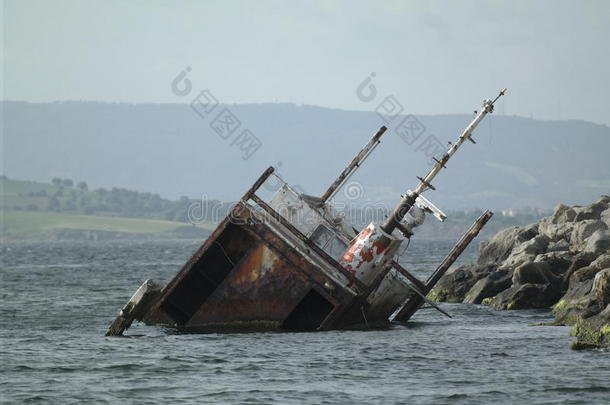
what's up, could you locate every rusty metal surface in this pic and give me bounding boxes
[143,202,356,332]
[142,213,236,326]
[142,168,276,326]
[249,193,367,292]
[185,243,311,327]
[340,222,400,286]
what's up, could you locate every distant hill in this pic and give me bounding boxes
[3,101,608,210]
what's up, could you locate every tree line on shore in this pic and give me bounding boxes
[3,176,550,233]
[5,176,231,223]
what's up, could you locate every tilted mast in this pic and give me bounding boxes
[319,125,387,203]
[381,89,507,234]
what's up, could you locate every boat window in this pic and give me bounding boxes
[310,224,347,261]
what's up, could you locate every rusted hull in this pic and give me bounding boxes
[142,203,358,332]
[107,180,491,335]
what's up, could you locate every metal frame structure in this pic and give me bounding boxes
[106,90,506,336]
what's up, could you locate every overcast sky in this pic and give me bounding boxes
[3,0,609,125]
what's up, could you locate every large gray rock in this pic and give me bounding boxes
[570,220,607,245]
[427,264,496,303]
[570,303,610,350]
[463,268,513,304]
[571,265,603,283]
[584,230,610,254]
[553,259,610,325]
[601,207,610,228]
[485,283,562,310]
[538,221,575,242]
[431,196,610,333]
[551,204,576,224]
[512,261,560,286]
[478,224,538,265]
[534,251,574,276]
[573,196,610,221]
[592,268,610,308]
[542,197,609,243]
[496,233,550,271]
[500,251,536,271]
[590,253,610,270]
[511,234,550,256]
[547,239,570,252]
[563,251,598,282]
[552,270,599,325]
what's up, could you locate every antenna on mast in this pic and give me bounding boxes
[380,89,507,234]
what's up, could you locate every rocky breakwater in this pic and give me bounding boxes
[428,196,610,349]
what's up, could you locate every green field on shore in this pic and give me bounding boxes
[1,177,218,239]
[1,211,215,239]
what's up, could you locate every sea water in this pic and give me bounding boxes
[1,239,608,404]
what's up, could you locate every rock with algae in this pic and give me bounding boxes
[428,195,610,349]
[570,304,610,350]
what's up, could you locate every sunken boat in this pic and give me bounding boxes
[107,90,506,336]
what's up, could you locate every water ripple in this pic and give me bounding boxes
[1,239,608,404]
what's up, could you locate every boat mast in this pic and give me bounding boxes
[380,89,507,234]
[320,126,387,203]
